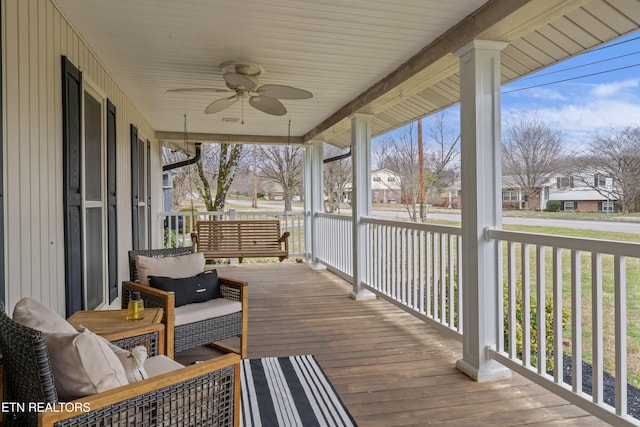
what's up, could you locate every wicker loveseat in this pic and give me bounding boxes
[122,247,248,359]
[0,301,240,427]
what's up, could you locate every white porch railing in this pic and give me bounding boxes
[363,218,463,337]
[486,228,640,426]
[159,209,305,257]
[316,213,353,278]
[315,214,640,425]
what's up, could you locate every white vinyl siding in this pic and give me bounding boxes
[2,0,157,314]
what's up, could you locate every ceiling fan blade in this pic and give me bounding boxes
[256,84,313,100]
[204,95,239,114]
[223,73,257,90]
[167,87,231,93]
[249,96,287,116]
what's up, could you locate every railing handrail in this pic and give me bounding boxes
[363,216,462,235]
[487,227,640,257]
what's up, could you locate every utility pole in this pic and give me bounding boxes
[418,119,425,222]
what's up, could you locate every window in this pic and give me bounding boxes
[137,137,147,248]
[557,176,574,188]
[387,177,395,183]
[502,191,519,201]
[594,175,607,187]
[563,201,576,211]
[372,176,381,182]
[601,201,615,212]
[83,86,107,309]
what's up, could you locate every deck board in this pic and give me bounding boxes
[176,263,602,426]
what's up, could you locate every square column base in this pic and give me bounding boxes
[456,358,512,382]
[304,258,327,271]
[350,288,377,300]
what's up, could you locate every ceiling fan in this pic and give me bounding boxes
[167,61,312,117]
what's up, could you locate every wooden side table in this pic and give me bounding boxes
[67,308,166,356]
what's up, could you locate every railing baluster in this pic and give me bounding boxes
[591,252,603,404]
[432,233,439,320]
[401,227,407,304]
[419,230,425,315]
[536,245,546,375]
[522,243,531,367]
[412,229,419,310]
[440,233,446,323]
[457,235,463,333]
[615,255,627,417]
[508,241,516,359]
[426,231,432,318]
[571,249,582,394]
[553,247,563,384]
[448,234,454,327]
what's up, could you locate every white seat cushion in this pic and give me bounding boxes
[174,298,242,327]
[144,355,185,377]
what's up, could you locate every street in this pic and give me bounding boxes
[228,198,640,234]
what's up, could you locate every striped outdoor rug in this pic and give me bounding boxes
[240,355,357,427]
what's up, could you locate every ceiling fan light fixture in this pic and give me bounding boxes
[170,60,312,118]
[219,61,264,77]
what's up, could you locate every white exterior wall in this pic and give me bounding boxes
[2,0,158,314]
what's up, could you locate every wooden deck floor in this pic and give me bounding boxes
[176,262,605,426]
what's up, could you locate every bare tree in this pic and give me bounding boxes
[575,126,640,213]
[502,118,563,209]
[425,113,459,207]
[193,143,244,211]
[258,144,303,212]
[376,123,422,221]
[323,145,352,213]
[373,115,460,222]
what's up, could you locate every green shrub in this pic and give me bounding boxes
[164,228,185,249]
[546,200,561,212]
[503,284,570,371]
[179,207,198,231]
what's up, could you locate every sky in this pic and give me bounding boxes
[374,29,640,152]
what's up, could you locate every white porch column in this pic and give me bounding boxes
[304,140,326,270]
[455,40,511,381]
[350,113,376,300]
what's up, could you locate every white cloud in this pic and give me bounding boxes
[503,98,640,148]
[590,79,639,97]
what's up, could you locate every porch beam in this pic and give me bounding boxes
[455,39,511,382]
[304,141,326,270]
[350,113,376,300]
[156,131,304,146]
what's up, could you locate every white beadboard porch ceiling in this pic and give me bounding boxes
[53,0,640,149]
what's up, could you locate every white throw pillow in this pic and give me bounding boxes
[135,252,205,285]
[77,325,150,384]
[13,297,77,334]
[106,342,149,383]
[43,330,129,400]
[12,298,129,399]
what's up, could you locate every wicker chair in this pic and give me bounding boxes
[122,247,248,359]
[0,302,240,427]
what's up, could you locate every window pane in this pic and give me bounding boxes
[138,206,147,249]
[85,207,104,309]
[84,93,102,201]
